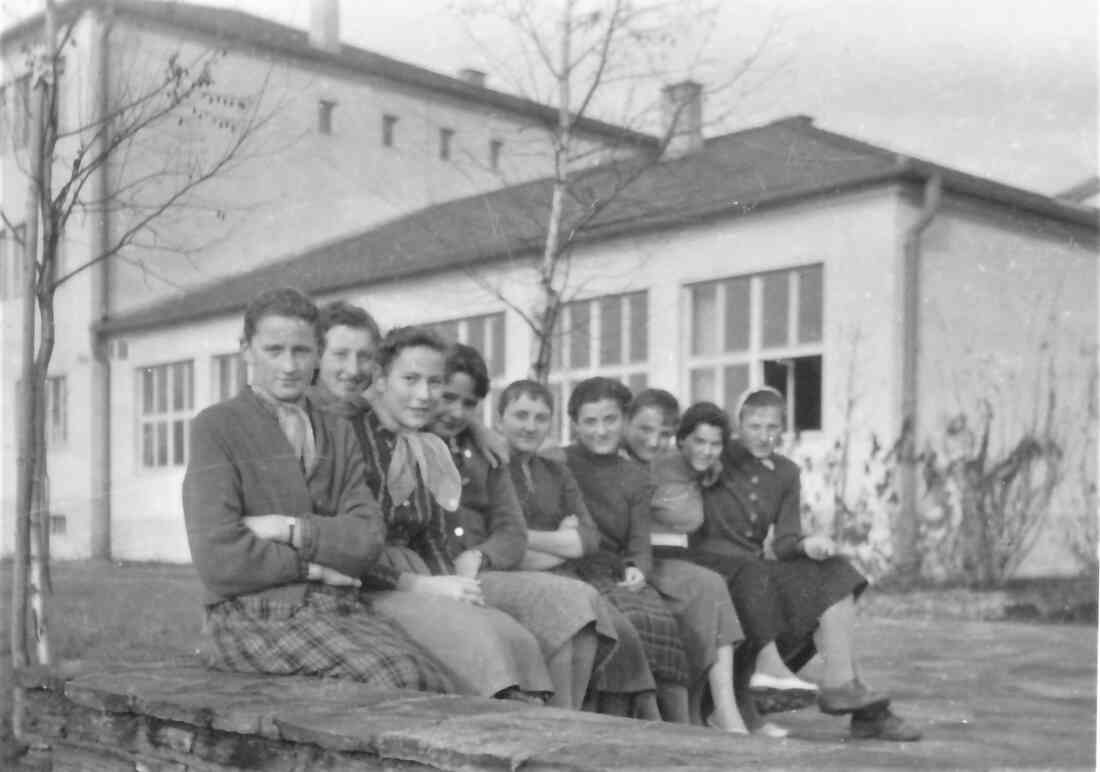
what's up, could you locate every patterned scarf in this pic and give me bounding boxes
[362,391,462,513]
[252,387,317,475]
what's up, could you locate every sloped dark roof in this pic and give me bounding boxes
[98,115,1100,336]
[1056,176,1100,203]
[2,0,654,149]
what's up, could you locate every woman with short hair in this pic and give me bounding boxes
[311,318,552,701]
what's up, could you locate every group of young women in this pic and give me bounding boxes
[187,289,919,743]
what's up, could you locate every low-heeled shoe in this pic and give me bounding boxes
[817,680,890,715]
[849,707,923,741]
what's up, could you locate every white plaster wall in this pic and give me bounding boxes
[101,17,618,316]
[103,187,905,563]
[916,199,1098,577]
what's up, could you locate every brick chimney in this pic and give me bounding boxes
[309,0,340,54]
[661,80,703,159]
[458,68,487,88]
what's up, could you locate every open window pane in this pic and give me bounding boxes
[691,284,718,356]
[798,265,823,343]
[792,355,822,430]
[761,272,789,347]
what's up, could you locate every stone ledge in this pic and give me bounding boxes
[20,663,826,771]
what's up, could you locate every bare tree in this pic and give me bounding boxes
[4,4,273,747]
[455,0,777,381]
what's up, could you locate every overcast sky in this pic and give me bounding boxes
[3,0,1097,194]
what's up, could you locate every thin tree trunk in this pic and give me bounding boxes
[29,0,58,667]
[10,0,55,743]
[531,0,572,383]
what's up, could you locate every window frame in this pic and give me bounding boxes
[431,311,507,426]
[682,264,824,433]
[547,290,649,442]
[211,352,246,404]
[136,359,195,471]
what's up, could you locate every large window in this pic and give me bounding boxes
[549,290,649,440]
[211,352,245,403]
[138,360,194,469]
[45,375,67,447]
[685,264,823,431]
[433,312,506,424]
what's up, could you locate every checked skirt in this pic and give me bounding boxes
[203,585,455,692]
[569,553,689,689]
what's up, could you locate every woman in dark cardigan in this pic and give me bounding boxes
[184,289,453,693]
[664,392,921,742]
[497,379,669,720]
[312,313,551,700]
[562,378,699,724]
[432,344,619,710]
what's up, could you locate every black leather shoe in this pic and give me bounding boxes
[817,680,890,715]
[850,706,922,741]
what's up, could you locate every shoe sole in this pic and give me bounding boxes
[818,694,891,716]
[753,689,820,715]
[849,728,923,742]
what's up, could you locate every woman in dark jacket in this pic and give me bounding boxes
[666,390,921,742]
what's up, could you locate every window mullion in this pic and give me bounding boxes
[788,269,800,345]
[749,276,763,386]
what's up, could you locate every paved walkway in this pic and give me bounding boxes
[769,616,1096,769]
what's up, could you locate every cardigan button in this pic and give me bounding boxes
[750,476,759,485]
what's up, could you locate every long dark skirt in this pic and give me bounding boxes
[658,546,866,665]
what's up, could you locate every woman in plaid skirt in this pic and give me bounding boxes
[313,315,552,700]
[183,289,454,692]
[495,378,690,721]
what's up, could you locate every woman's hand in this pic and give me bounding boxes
[242,514,295,544]
[453,549,484,579]
[617,565,646,591]
[559,515,580,531]
[802,535,836,561]
[410,575,485,606]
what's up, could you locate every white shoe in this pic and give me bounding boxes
[748,672,819,693]
[752,720,790,739]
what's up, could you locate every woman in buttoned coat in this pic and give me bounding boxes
[660,391,920,742]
